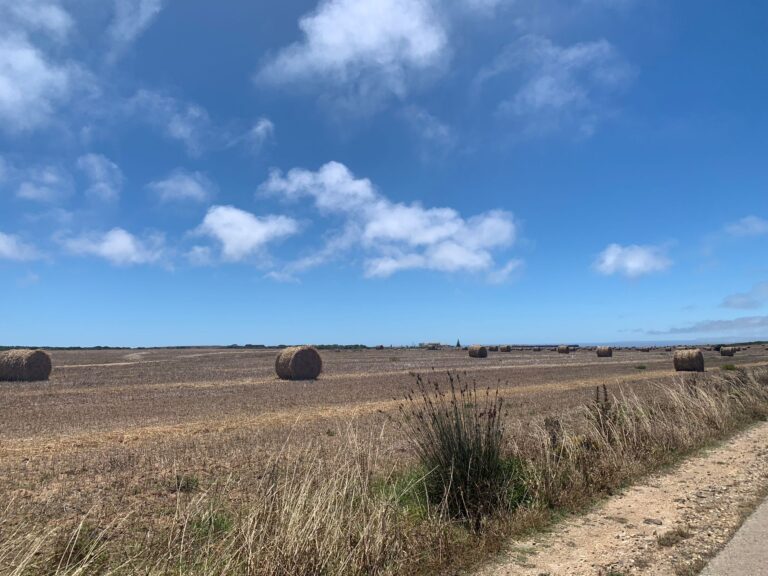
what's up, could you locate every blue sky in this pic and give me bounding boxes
[1,0,767,347]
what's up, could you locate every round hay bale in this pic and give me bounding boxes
[532,347,542,352]
[499,345,512,352]
[596,346,613,358]
[720,347,736,357]
[274,346,322,380]
[0,349,52,382]
[674,349,704,372]
[557,345,570,354]
[468,345,488,358]
[487,345,499,352]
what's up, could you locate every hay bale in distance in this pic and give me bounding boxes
[275,346,323,380]
[720,347,736,357]
[499,345,512,352]
[557,345,570,354]
[596,346,613,358]
[0,349,52,382]
[487,345,499,352]
[468,345,488,358]
[674,349,704,372]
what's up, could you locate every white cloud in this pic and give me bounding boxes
[148,170,214,203]
[478,35,633,136]
[243,118,275,152]
[487,258,524,284]
[721,282,768,310]
[16,165,73,203]
[77,154,124,201]
[594,243,671,278]
[647,315,768,336]
[724,215,768,238]
[108,0,164,59]
[0,35,81,133]
[63,228,164,265]
[0,231,39,261]
[196,205,300,262]
[1,1,74,42]
[261,161,518,278]
[258,0,448,108]
[128,90,213,156]
[263,161,378,213]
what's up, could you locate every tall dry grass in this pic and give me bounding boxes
[3,368,767,575]
[515,368,768,510]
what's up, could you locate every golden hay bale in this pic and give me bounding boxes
[0,349,52,382]
[720,347,736,357]
[674,349,704,372]
[468,345,488,358]
[557,345,570,354]
[499,345,512,352]
[487,345,499,352]
[274,346,322,380]
[596,346,613,358]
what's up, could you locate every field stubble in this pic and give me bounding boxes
[1,346,767,574]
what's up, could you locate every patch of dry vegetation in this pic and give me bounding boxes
[2,366,767,575]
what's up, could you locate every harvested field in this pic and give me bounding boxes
[1,345,767,574]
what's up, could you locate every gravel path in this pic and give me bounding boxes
[476,421,768,576]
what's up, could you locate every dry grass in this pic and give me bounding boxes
[1,348,767,574]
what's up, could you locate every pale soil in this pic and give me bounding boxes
[476,421,768,576]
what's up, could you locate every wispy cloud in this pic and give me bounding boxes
[148,169,215,203]
[108,0,164,60]
[721,282,768,310]
[401,106,456,151]
[128,90,214,156]
[0,231,40,261]
[477,35,634,136]
[724,215,768,238]
[1,1,74,42]
[594,243,672,278]
[63,228,164,265]
[15,165,74,203]
[242,118,275,153]
[646,315,768,335]
[77,154,124,202]
[261,161,519,279]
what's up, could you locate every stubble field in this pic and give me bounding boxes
[1,345,767,574]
